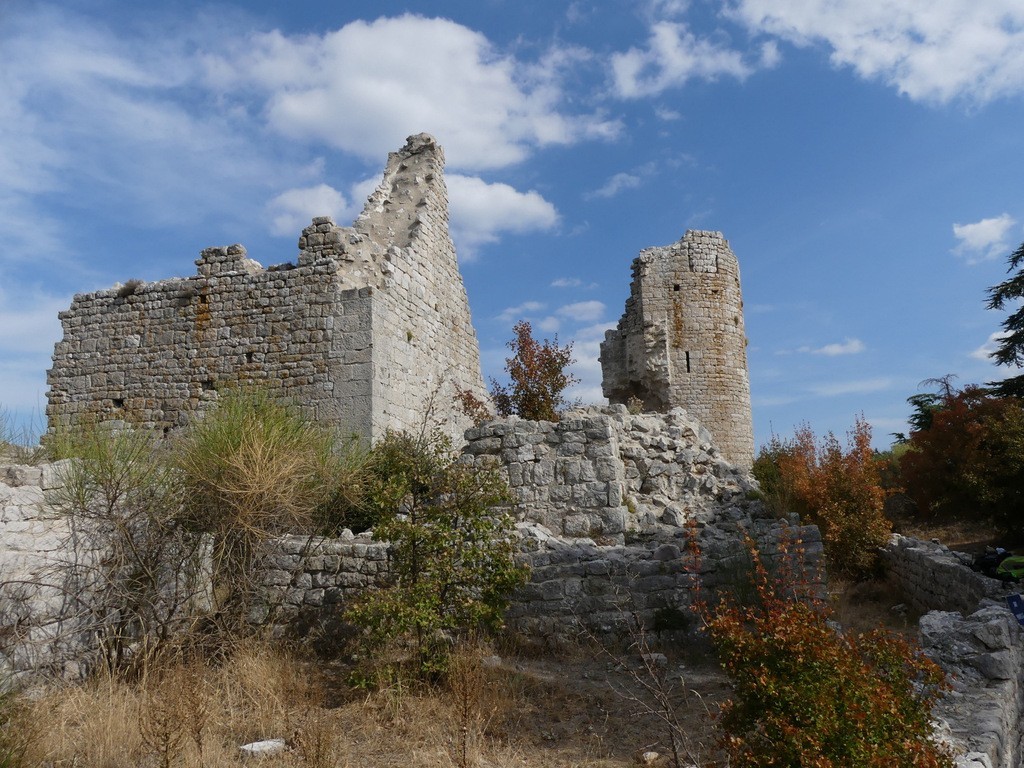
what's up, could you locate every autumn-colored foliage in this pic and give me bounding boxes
[899,383,1024,533]
[752,417,889,578]
[699,536,953,768]
[490,320,579,422]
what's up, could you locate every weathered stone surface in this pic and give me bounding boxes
[885,535,1024,767]
[45,134,487,447]
[464,405,757,544]
[601,231,753,469]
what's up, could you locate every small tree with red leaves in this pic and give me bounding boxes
[490,321,579,422]
[694,534,953,768]
[753,417,889,579]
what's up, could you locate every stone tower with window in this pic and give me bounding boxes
[600,230,754,468]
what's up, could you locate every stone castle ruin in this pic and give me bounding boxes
[5,135,1021,764]
[46,134,488,445]
[600,230,754,469]
[45,133,754,467]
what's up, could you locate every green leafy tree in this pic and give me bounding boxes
[986,240,1024,397]
[490,320,579,422]
[345,430,528,679]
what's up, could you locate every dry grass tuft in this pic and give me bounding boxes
[17,640,731,768]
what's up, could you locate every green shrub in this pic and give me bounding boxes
[345,430,528,680]
[699,539,952,767]
[172,388,367,625]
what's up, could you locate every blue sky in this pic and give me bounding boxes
[3,0,1024,450]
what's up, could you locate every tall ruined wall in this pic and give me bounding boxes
[45,134,487,444]
[46,247,375,440]
[356,134,487,437]
[600,231,753,469]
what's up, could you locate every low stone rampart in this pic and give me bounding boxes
[882,535,1004,615]
[883,535,1024,768]
[255,516,823,650]
[0,460,82,683]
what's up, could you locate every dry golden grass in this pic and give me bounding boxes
[16,640,728,768]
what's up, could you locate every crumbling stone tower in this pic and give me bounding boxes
[600,230,754,468]
[46,134,488,444]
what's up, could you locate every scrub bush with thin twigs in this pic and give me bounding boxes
[46,422,200,674]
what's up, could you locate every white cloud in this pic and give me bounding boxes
[611,21,752,98]
[752,394,799,408]
[0,289,66,357]
[552,278,583,288]
[0,4,310,263]
[643,0,692,21]
[204,15,619,171]
[565,321,617,405]
[586,163,657,200]
[811,338,866,356]
[267,184,351,237]
[557,300,607,323]
[728,0,1024,104]
[537,316,561,333]
[654,106,682,121]
[566,383,607,406]
[496,301,545,324]
[446,175,559,259]
[587,172,643,200]
[970,331,1009,361]
[806,377,892,397]
[952,213,1017,263]
[0,287,68,419]
[551,277,599,289]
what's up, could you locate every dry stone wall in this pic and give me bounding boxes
[601,231,754,469]
[883,535,1024,768]
[2,409,823,681]
[256,408,823,647]
[46,134,487,446]
[463,405,756,544]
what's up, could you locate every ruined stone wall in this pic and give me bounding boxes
[357,135,488,437]
[883,535,1024,768]
[0,460,79,684]
[601,231,754,469]
[46,134,487,445]
[46,248,375,439]
[464,405,757,544]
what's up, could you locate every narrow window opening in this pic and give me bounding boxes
[673,284,681,292]
[246,351,255,364]
[201,379,216,392]
[112,398,124,409]
[685,351,691,373]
